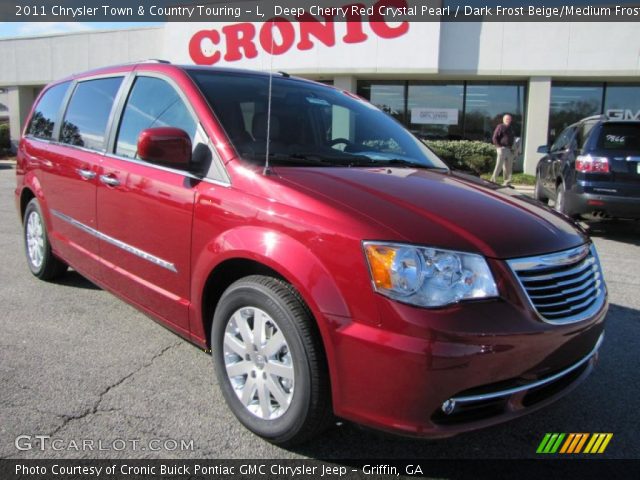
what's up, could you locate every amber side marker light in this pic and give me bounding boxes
[364,244,396,289]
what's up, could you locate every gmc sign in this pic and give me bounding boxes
[607,109,640,121]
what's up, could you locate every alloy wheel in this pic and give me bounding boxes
[223,307,295,420]
[26,211,45,269]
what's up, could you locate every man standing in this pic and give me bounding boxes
[491,114,515,185]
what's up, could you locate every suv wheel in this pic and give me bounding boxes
[554,183,571,216]
[534,174,547,203]
[23,198,67,280]
[211,275,332,445]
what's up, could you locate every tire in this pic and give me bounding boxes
[211,275,332,446]
[534,174,547,203]
[554,182,574,218]
[23,198,67,280]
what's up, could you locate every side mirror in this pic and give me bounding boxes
[137,127,191,167]
[536,145,549,154]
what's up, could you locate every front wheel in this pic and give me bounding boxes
[211,275,332,446]
[23,198,67,280]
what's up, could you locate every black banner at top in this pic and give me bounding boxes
[2,0,640,22]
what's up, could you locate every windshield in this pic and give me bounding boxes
[188,69,447,169]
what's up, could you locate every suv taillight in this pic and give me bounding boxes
[576,155,610,173]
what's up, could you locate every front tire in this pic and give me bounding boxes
[211,275,332,445]
[23,198,67,280]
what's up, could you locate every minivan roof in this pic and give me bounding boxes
[51,61,305,87]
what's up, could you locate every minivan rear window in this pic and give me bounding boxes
[26,82,70,140]
[597,123,640,151]
[60,77,123,151]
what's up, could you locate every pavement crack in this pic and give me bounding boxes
[47,342,181,437]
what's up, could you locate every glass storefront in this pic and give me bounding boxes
[357,81,406,124]
[549,82,640,142]
[358,80,526,143]
[549,83,603,141]
[604,85,640,121]
[464,83,525,143]
[407,82,463,140]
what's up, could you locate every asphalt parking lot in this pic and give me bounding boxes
[0,161,639,461]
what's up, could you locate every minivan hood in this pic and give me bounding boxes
[275,167,588,259]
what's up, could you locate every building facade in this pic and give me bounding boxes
[1,20,639,173]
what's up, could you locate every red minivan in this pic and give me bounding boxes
[16,62,607,445]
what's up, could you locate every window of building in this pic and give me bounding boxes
[549,83,603,142]
[26,82,70,140]
[60,77,123,151]
[357,81,406,124]
[357,80,526,144]
[463,83,525,142]
[407,82,463,140]
[116,76,197,159]
[604,85,640,122]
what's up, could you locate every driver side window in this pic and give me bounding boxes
[115,76,197,161]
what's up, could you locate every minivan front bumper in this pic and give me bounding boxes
[324,295,607,438]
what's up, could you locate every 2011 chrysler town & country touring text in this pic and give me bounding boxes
[16,62,607,445]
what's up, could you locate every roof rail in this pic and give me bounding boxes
[142,59,171,64]
[582,114,608,122]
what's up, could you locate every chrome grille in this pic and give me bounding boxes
[507,244,606,324]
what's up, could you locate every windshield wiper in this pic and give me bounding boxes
[244,152,335,167]
[343,157,445,169]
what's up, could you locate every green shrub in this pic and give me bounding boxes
[424,140,497,174]
[0,123,9,149]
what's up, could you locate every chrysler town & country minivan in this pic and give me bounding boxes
[16,62,607,445]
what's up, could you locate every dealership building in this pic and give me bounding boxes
[1,19,639,174]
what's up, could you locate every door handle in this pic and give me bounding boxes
[76,168,96,180]
[99,174,121,187]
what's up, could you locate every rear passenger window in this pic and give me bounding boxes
[115,76,197,160]
[577,122,596,149]
[551,127,575,152]
[60,77,123,151]
[26,82,70,140]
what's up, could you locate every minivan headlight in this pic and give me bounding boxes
[363,242,498,307]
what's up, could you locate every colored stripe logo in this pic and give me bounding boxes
[537,433,613,454]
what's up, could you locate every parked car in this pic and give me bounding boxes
[16,62,607,445]
[535,115,640,219]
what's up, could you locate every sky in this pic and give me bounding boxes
[0,22,164,39]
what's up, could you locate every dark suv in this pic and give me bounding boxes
[535,115,640,219]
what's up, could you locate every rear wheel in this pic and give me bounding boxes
[23,198,67,280]
[534,173,547,203]
[211,275,332,446]
[554,182,574,217]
